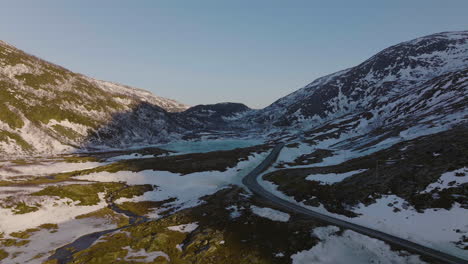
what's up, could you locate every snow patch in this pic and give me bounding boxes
[0,193,108,234]
[122,246,170,262]
[250,205,290,222]
[421,167,468,193]
[167,222,198,233]
[305,169,367,185]
[226,205,242,219]
[2,217,118,264]
[0,160,103,179]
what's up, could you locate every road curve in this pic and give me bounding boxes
[242,143,468,264]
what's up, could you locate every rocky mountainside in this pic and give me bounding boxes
[248,31,468,131]
[174,102,252,130]
[0,40,191,156]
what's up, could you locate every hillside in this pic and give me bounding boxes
[0,40,189,156]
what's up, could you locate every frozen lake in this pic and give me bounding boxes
[158,139,264,154]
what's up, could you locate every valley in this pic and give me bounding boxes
[0,31,467,264]
[0,141,443,264]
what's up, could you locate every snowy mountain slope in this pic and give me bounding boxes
[298,67,468,154]
[1,31,467,157]
[246,31,468,179]
[247,31,468,128]
[0,40,189,156]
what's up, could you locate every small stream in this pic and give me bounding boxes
[47,188,149,264]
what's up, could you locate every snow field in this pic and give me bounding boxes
[74,152,270,211]
[291,226,426,264]
[0,193,108,235]
[258,174,468,259]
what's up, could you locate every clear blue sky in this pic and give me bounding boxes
[1,1,467,108]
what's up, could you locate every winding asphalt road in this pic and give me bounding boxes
[242,143,468,264]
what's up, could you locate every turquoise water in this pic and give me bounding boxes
[158,139,263,154]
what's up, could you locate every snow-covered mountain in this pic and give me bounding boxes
[1,31,467,157]
[247,31,468,130]
[0,40,189,156]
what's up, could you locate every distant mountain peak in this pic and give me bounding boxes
[250,30,468,128]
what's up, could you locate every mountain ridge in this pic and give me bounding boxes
[0,31,467,156]
[248,30,468,128]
